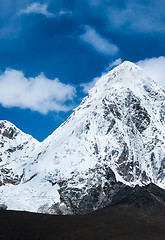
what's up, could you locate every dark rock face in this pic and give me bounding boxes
[0,168,23,186]
[125,92,150,133]
[103,90,150,134]
[111,183,165,210]
[0,121,18,139]
[102,89,150,133]
[100,87,165,186]
[2,128,15,139]
[0,204,7,211]
[54,165,124,214]
[145,183,165,202]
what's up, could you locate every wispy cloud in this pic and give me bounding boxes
[106,58,122,71]
[19,2,54,17]
[73,0,165,34]
[79,25,119,56]
[0,69,76,114]
[19,2,72,18]
[108,1,165,33]
[137,56,165,88]
[58,10,72,16]
[80,77,98,94]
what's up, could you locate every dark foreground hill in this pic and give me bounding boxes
[0,183,165,240]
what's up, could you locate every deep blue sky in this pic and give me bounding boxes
[0,0,165,141]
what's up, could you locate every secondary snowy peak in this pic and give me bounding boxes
[0,61,165,214]
[0,120,40,186]
[0,120,19,139]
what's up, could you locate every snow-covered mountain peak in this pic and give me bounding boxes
[0,120,40,143]
[0,61,165,214]
[43,61,165,184]
[57,61,155,130]
[91,61,152,96]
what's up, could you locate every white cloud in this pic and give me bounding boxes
[136,56,165,88]
[79,25,119,56]
[19,2,54,17]
[0,69,76,114]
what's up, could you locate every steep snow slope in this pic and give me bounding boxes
[0,61,165,214]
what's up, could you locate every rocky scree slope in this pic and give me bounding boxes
[0,61,165,214]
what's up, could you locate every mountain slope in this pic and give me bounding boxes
[0,61,165,214]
